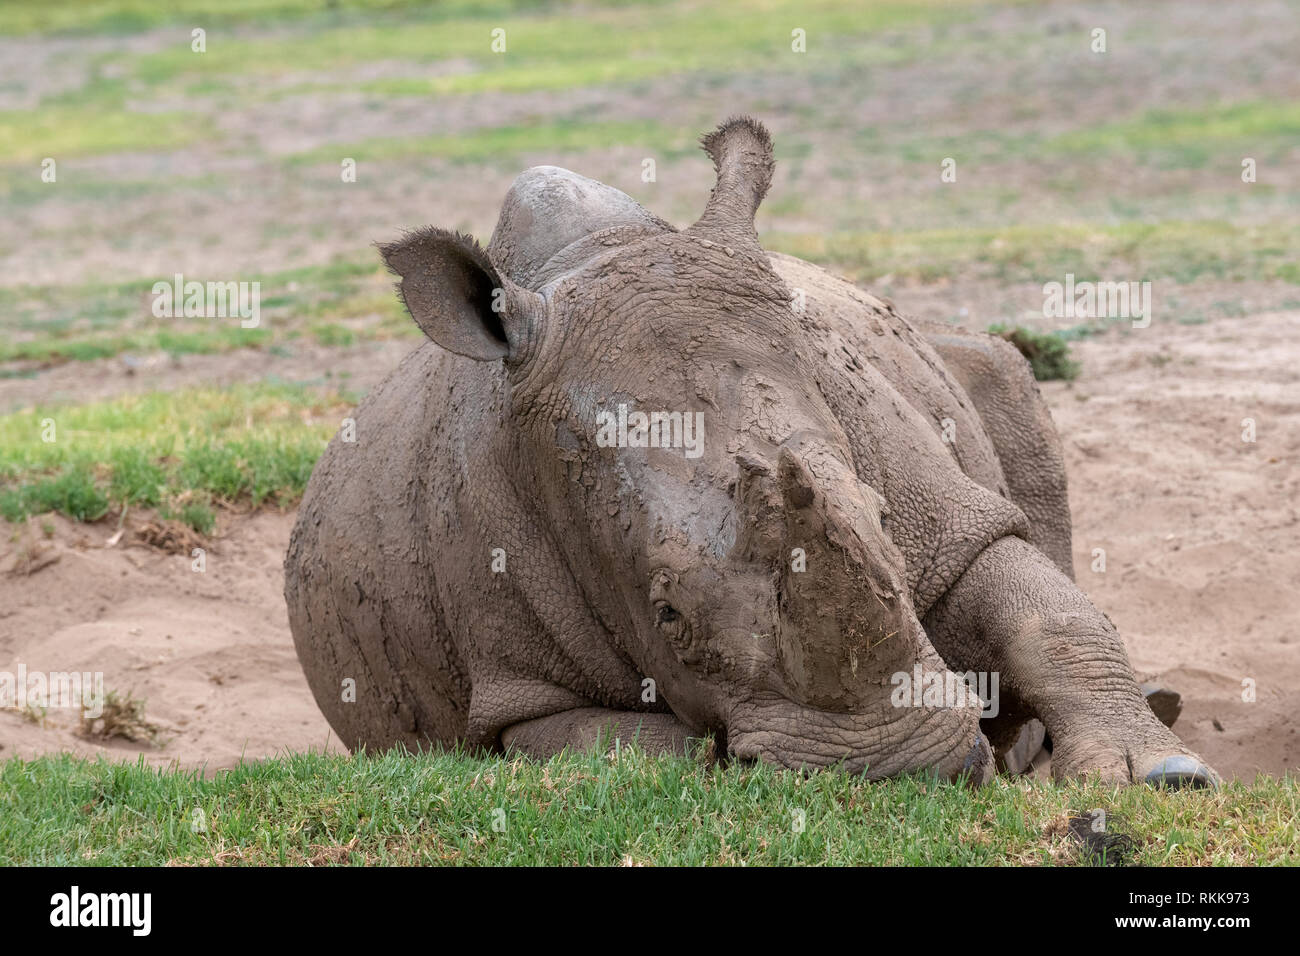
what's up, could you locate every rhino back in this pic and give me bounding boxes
[768,252,1030,612]
[488,165,671,289]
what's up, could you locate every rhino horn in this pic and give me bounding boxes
[774,447,918,711]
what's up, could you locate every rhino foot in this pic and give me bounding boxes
[1142,755,1218,790]
[1049,717,1219,790]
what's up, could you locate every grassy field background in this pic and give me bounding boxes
[1,0,1297,864]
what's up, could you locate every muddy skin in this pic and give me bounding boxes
[284,116,1217,788]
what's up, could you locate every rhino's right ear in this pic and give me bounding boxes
[379,227,543,362]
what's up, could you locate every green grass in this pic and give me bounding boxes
[879,98,1300,171]
[0,747,1293,865]
[288,118,695,167]
[989,325,1080,381]
[114,0,974,91]
[0,0,985,168]
[0,327,275,365]
[0,382,353,531]
[0,259,413,365]
[0,105,206,164]
[0,0,642,36]
[1045,100,1300,168]
[4,218,1293,368]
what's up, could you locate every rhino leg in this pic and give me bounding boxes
[927,327,1189,766]
[500,708,695,760]
[923,326,1074,578]
[922,327,1070,770]
[924,535,1218,788]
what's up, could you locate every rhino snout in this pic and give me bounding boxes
[725,692,989,781]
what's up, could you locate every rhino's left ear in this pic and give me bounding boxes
[379,227,543,362]
[688,116,775,253]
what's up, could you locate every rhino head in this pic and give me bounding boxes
[379,118,990,780]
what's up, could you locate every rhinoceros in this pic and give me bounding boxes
[284,117,1216,787]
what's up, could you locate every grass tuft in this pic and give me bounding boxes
[989,325,1080,381]
[79,691,162,747]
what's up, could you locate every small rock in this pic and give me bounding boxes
[1142,684,1183,728]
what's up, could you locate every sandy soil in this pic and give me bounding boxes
[0,510,340,771]
[1042,309,1300,780]
[2,310,1295,780]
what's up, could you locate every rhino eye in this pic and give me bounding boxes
[655,604,681,627]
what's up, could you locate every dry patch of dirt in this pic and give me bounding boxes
[878,277,1300,334]
[0,510,340,771]
[1042,309,1300,779]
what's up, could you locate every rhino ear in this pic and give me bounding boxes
[688,116,775,252]
[379,227,542,362]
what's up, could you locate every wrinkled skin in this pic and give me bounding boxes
[285,118,1217,788]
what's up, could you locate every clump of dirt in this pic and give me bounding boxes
[1043,810,1138,866]
[1066,811,1137,866]
[0,518,61,576]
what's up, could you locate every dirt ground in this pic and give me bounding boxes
[1043,310,1300,779]
[2,308,1295,780]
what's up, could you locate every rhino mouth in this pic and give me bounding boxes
[725,695,992,782]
